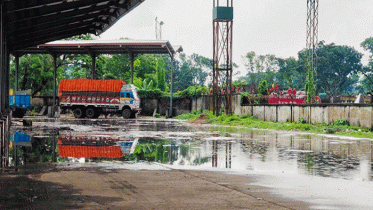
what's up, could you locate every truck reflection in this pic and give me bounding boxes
[58,134,138,159]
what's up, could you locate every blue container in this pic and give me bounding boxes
[213,7,233,20]
[9,95,31,108]
[14,131,30,144]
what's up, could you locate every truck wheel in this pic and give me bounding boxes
[86,107,96,118]
[122,108,131,119]
[73,107,85,118]
[12,108,24,118]
[94,111,100,119]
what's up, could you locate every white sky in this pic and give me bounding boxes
[99,0,373,78]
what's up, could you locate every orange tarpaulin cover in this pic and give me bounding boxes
[58,79,126,97]
[58,145,124,158]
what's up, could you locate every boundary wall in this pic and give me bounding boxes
[191,95,373,129]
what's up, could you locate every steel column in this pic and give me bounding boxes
[52,54,57,117]
[130,52,135,84]
[306,0,319,101]
[0,2,5,169]
[213,0,233,115]
[14,53,19,91]
[91,53,96,79]
[0,2,4,114]
[169,56,174,118]
[0,2,10,169]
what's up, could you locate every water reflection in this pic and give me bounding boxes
[9,119,373,181]
[58,134,138,159]
[10,132,56,170]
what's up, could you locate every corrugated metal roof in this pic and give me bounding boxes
[14,39,182,56]
[4,0,145,52]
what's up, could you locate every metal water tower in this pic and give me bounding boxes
[213,0,233,115]
[306,0,319,102]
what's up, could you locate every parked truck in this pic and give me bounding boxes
[9,89,31,118]
[58,79,141,119]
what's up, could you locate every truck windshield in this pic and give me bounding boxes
[132,90,139,100]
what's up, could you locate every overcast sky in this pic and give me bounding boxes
[99,0,373,77]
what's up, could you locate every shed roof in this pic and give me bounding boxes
[14,39,183,57]
[4,0,145,52]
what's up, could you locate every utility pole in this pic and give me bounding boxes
[212,0,233,115]
[155,17,164,40]
[306,0,319,103]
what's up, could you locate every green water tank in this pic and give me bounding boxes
[213,7,233,20]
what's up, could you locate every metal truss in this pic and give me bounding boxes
[306,0,319,80]
[213,0,233,115]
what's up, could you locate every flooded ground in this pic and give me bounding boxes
[4,114,373,209]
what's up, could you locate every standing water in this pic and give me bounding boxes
[8,116,373,209]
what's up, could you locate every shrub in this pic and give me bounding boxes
[299,118,307,124]
[333,119,350,126]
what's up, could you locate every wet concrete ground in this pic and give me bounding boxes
[3,114,373,209]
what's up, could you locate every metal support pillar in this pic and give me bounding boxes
[0,2,4,115]
[130,52,135,84]
[0,2,10,169]
[213,0,233,115]
[52,54,57,117]
[169,56,174,118]
[306,0,319,102]
[307,0,319,73]
[14,53,19,91]
[91,53,96,79]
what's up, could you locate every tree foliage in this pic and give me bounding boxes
[242,52,279,86]
[360,37,373,93]
[173,53,211,91]
[240,42,363,97]
[314,42,362,96]
[10,54,65,96]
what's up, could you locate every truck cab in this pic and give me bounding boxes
[119,84,141,118]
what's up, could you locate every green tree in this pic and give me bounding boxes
[315,42,362,96]
[10,54,65,96]
[155,57,167,91]
[258,79,268,95]
[173,53,211,91]
[276,57,305,90]
[242,52,279,85]
[360,37,373,93]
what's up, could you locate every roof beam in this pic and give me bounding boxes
[9,19,99,41]
[10,28,93,52]
[6,0,110,22]
[9,24,92,48]
[8,12,107,34]
[4,0,66,13]
[7,3,110,26]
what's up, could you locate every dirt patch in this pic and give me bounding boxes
[190,113,209,124]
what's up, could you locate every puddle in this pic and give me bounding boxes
[8,117,373,209]
[9,118,373,179]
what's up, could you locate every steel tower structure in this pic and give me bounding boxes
[213,0,233,115]
[306,0,319,91]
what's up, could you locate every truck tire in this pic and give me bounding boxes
[12,108,24,118]
[86,107,96,119]
[73,107,85,118]
[122,108,131,119]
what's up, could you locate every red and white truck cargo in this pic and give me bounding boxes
[58,79,141,119]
